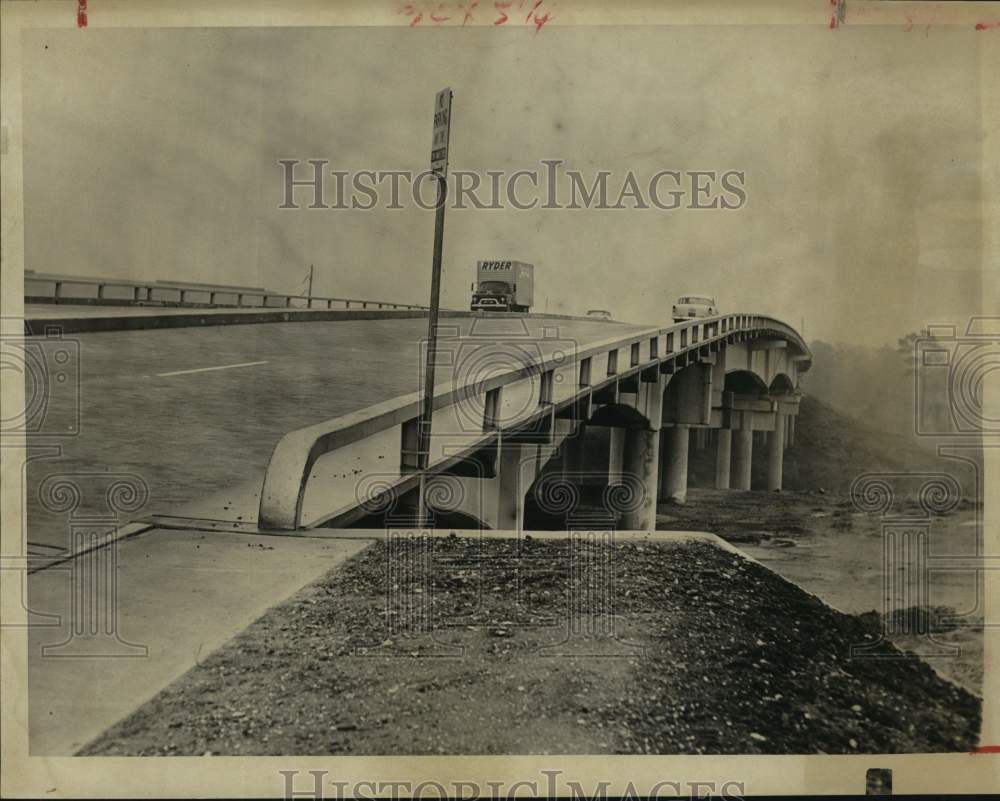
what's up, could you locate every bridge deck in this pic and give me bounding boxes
[25,316,644,550]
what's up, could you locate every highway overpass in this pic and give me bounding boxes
[19,310,648,553]
[255,311,810,533]
[18,302,810,555]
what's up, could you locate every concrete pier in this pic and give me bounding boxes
[608,426,626,485]
[732,428,753,490]
[715,428,732,490]
[560,423,588,476]
[621,427,660,529]
[767,415,785,492]
[661,424,690,504]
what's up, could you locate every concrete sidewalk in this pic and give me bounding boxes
[27,527,372,755]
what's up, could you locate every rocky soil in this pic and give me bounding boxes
[82,536,980,756]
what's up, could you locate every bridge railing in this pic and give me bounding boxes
[24,271,429,311]
[258,313,810,530]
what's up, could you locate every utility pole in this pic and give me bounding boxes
[308,264,314,305]
[418,88,453,476]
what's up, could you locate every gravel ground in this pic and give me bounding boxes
[82,536,980,756]
[655,488,984,696]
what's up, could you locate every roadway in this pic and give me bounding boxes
[25,315,644,550]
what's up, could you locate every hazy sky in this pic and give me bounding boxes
[22,25,985,345]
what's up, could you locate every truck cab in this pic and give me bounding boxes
[470,261,534,313]
[470,279,514,312]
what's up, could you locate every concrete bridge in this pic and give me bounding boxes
[19,303,808,552]
[258,312,810,533]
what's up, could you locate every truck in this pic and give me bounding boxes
[470,260,534,313]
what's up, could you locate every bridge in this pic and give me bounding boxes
[20,294,810,553]
[257,311,810,533]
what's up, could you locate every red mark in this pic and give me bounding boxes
[430,1,450,21]
[975,21,1000,30]
[532,10,552,31]
[971,745,1000,754]
[525,0,543,22]
[410,12,423,25]
[77,0,88,27]
[460,2,478,25]
[494,1,510,25]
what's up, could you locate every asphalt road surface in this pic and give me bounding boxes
[24,316,644,550]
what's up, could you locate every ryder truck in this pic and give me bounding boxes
[470,260,534,313]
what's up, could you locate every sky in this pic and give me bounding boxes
[21,24,986,346]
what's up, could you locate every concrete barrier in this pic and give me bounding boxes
[23,271,429,313]
[23,307,430,335]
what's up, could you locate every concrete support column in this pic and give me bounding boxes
[621,427,660,531]
[560,424,587,478]
[608,427,626,485]
[495,443,530,531]
[732,429,753,490]
[767,415,785,492]
[661,424,689,504]
[714,428,732,490]
[695,427,708,451]
[787,415,796,447]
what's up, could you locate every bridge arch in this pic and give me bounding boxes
[769,373,796,395]
[725,369,769,396]
[662,362,712,426]
[588,401,653,430]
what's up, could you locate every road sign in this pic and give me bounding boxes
[418,88,453,490]
[431,88,452,176]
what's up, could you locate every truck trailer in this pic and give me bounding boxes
[470,260,534,312]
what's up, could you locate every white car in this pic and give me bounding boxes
[672,295,719,322]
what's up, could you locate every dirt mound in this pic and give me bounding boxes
[82,536,980,756]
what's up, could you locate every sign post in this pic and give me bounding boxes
[418,88,453,477]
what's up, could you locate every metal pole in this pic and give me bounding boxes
[417,87,453,476]
[418,173,448,470]
[308,264,314,305]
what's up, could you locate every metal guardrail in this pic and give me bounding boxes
[258,313,811,530]
[24,271,429,311]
